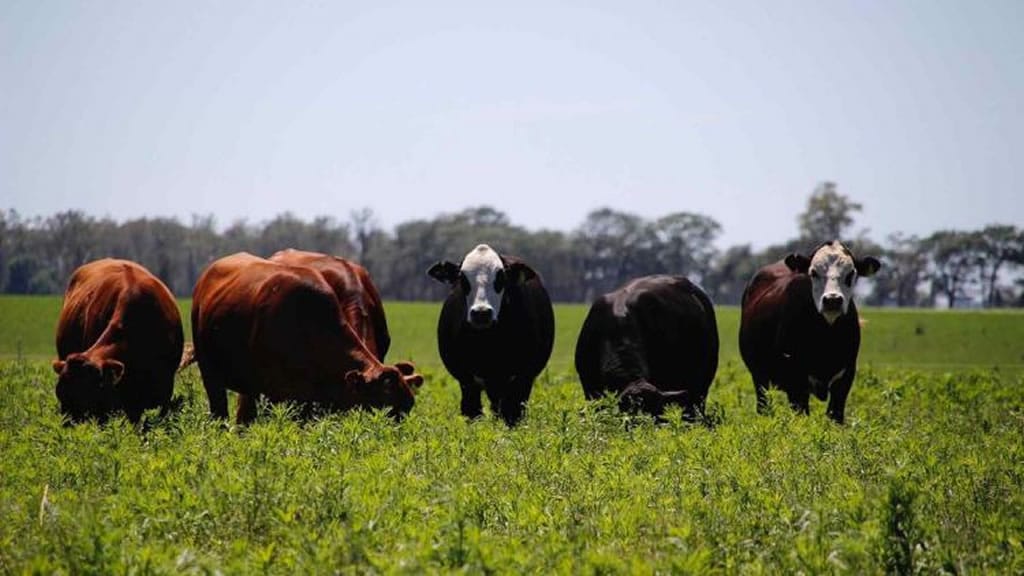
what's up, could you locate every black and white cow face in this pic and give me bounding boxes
[458,244,506,328]
[785,241,881,325]
[428,244,513,329]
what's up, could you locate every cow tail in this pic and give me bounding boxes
[178,342,196,371]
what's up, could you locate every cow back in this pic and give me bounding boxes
[270,249,390,360]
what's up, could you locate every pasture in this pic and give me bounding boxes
[1,296,1022,573]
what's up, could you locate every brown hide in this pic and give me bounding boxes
[269,249,390,359]
[53,259,183,423]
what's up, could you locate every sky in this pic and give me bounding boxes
[2,0,1021,249]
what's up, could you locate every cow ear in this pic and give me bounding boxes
[404,373,424,390]
[856,256,881,278]
[345,370,365,387]
[393,362,423,389]
[52,359,66,375]
[427,261,460,285]
[506,262,536,286]
[784,253,811,274]
[103,360,125,386]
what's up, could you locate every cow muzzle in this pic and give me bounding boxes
[820,293,845,323]
[468,306,495,329]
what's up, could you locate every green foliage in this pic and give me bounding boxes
[798,181,863,243]
[2,300,1022,571]
[2,354,1023,572]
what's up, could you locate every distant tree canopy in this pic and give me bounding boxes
[798,181,863,242]
[1,182,1021,307]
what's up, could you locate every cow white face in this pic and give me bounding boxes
[428,244,510,329]
[459,244,506,327]
[785,241,881,325]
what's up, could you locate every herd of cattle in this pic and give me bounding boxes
[51,241,880,426]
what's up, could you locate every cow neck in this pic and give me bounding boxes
[600,337,650,391]
[80,279,136,365]
[337,320,386,380]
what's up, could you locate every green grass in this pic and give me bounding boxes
[1,296,1023,572]
[4,296,1024,372]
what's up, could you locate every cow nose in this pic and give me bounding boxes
[822,294,844,311]
[469,307,493,327]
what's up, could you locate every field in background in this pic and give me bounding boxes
[3,296,1022,372]
[1,296,1022,572]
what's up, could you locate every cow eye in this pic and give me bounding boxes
[494,269,506,293]
[459,273,470,293]
[810,269,820,279]
[845,271,855,286]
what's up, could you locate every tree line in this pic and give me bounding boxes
[2,183,1022,307]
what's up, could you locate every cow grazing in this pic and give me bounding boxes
[739,241,881,423]
[191,252,420,424]
[427,244,554,426]
[53,259,184,423]
[575,275,719,419]
[270,249,390,359]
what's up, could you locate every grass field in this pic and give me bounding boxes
[4,296,1024,371]
[1,296,1023,573]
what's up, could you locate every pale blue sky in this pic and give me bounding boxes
[2,1,1021,248]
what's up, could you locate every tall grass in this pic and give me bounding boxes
[1,358,1022,573]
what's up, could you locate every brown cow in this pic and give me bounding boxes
[191,252,420,423]
[53,259,184,423]
[739,241,880,423]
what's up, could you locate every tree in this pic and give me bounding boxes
[650,212,722,283]
[574,208,657,300]
[923,230,981,308]
[45,210,98,283]
[350,207,379,267]
[705,244,758,305]
[975,224,1023,307]
[865,234,925,307]
[798,181,863,242]
[184,214,221,292]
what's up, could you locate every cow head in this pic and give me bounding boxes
[785,241,881,325]
[427,244,534,330]
[345,362,421,417]
[618,381,689,417]
[52,353,124,423]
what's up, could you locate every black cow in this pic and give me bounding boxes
[575,275,719,419]
[739,240,881,423]
[427,244,555,426]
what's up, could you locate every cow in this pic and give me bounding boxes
[739,240,881,423]
[191,252,421,424]
[427,244,554,426]
[575,275,719,419]
[53,259,184,423]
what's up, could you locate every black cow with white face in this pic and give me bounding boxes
[575,275,719,419]
[428,244,555,426]
[739,241,881,423]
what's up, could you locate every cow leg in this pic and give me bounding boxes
[753,373,771,415]
[124,406,144,424]
[499,398,525,427]
[498,377,534,427]
[203,376,229,419]
[235,393,259,425]
[458,378,483,419]
[785,387,811,416]
[826,368,855,424]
